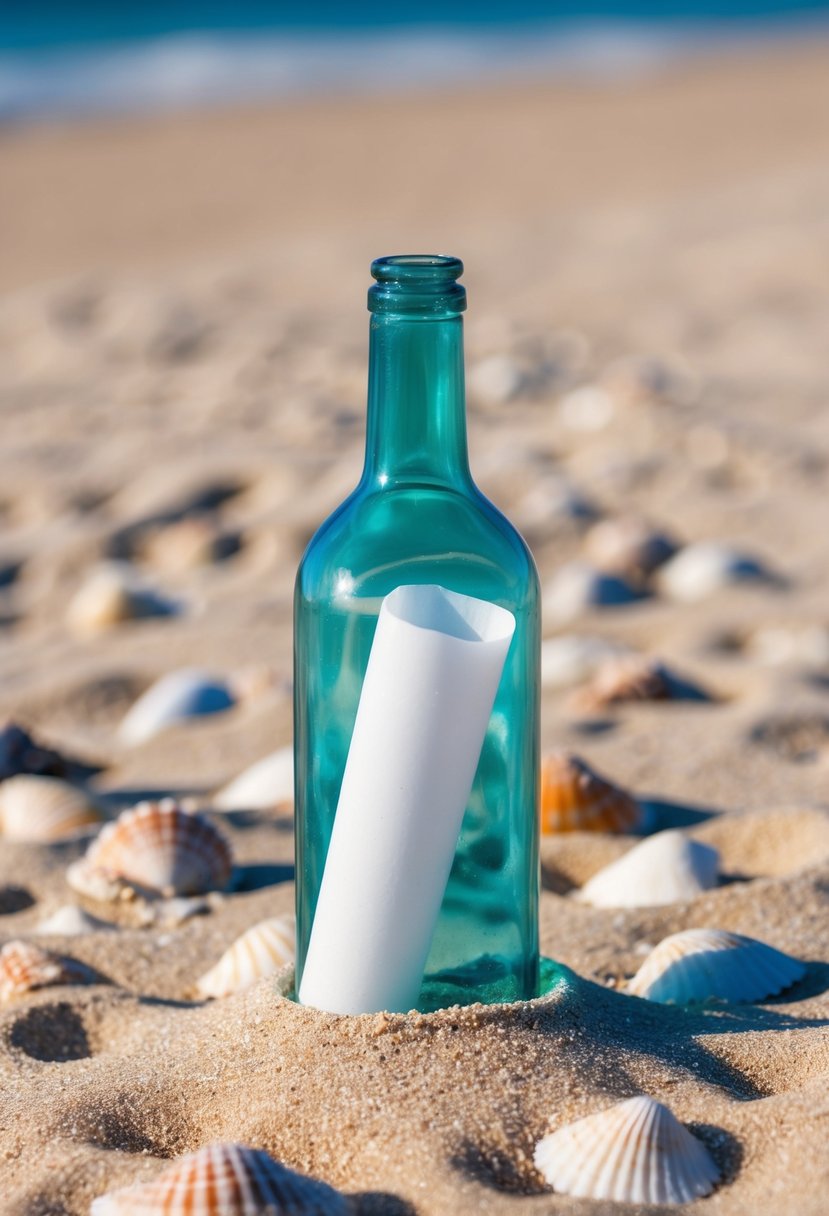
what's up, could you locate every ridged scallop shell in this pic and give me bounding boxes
[540,752,642,835]
[0,940,93,1002]
[573,655,709,712]
[0,775,104,841]
[544,563,642,625]
[118,669,236,747]
[66,564,179,636]
[213,747,294,812]
[90,1142,350,1215]
[628,928,806,1005]
[579,830,719,908]
[658,541,773,603]
[196,916,296,998]
[534,1095,720,1204]
[67,799,233,901]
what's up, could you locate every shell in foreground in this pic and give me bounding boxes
[628,928,806,1004]
[118,669,236,747]
[67,799,233,901]
[540,752,642,835]
[213,747,294,811]
[196,916,296,998]
[0,774,104,842]
[90,1142,350,1215]
[534,1095,720,1204]
[579,830,719,908]
[0,940,93,1002]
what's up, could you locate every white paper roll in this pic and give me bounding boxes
[298,583,516,1015]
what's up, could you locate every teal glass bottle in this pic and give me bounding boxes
[294,255,539,1012]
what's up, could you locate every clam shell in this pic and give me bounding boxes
[67,799,233,901]
[90,1141,350,1215]
[196,916,296,998]
[118,669,236,747]
[628,928,805,1005]
[0,940,93,1001]
[0,775,104,841]
[544,563,642,625]
[35,905,114,935]
[534,1095,720,1204]
[540,752,642,835]
[66,564,179,636]
[573,655,709,712]
[213,747,293,811]
[658,541,774,603]
[579,830,719,908]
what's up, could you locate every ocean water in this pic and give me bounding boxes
[2,1,828,119]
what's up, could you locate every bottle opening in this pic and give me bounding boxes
[369,254,466,317]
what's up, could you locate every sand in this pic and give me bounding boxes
[1,40,829,1215]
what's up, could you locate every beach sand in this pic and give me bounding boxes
[1,40,829,1214]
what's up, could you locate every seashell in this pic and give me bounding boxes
[556,384,615,433]
[514,474,599,534]
[540,635,632,690]
[534,1095,720,1204]
[35,905,114,935]
[627,928,805,1005]
[90,1141,350,1215]
[572,655,710,713]
[67,799,233,902]
[747,624,829,668]
[118,669,236,747]
[0,940,93,1002]
[0,775,104,841]
[196,916,296,998]
[584,516,678,581]
[66,563,180,636]
[540,752,642,835]
[658,542,775,603]
[544,563,643,625]
[0,720,101,783]
[213,747,294,811]
[468,353,525,404]
[579,830,719,908]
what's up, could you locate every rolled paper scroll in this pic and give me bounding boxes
[298,583,515,1015]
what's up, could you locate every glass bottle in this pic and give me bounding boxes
[294,255,539,1011]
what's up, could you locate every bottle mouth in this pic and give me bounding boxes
[369,254,466,317]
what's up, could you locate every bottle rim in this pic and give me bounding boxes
[369,254,466,316]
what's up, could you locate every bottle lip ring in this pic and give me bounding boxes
[369,254,466,315]
[371,254,463,283]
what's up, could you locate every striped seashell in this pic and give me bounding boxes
[628,928,806,1005]
[579,830,719,908]
[118,669,236,747]
[90,1141,350,1215]
[0,940,93,1002]
[573,655,709,713]
[0,775,104,842]
[67,799,233,901]
[196,916,296,999]
[540,752,642,835]
[213,747,294,812]
[534,1095,720,1204]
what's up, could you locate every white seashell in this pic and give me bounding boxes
[213,747,294,811]
[118,669,236,746]
[584,516,678,580]
[196,916,296,998]
[557,384,615,433]
[748,624,829,668]
[544,562,642,625]
[540,635,632,690]
[627,928,805,1005]
[35,905,114,935]
[534,1095,720,1204]
[66,563,180,636]
[468,353,525,404]
[90,1141,350,1215]
[0,775,104,842]
[579,831,719,908]
[0,940,94,1001]
[658,542,774,603]
[67,799,233,901]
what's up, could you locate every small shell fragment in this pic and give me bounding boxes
[0,775,104,842]
[118,669,236,747]
[628,928,805,1004]
[579,830,719,908]
[90,1141,350,1215]
[67,799,233,902]
[196,916,296,998]
[540,752,642,835]
[0,940,93,1002]
[534,1095,720,1204]
[213,747,294,811]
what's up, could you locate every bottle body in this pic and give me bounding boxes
[294,258,540,1012]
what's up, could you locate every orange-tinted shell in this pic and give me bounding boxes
[540,752,641,835]
[68,799,232,900]
[0,940,91,1002]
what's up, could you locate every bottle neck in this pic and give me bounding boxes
[362,313,471,489]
